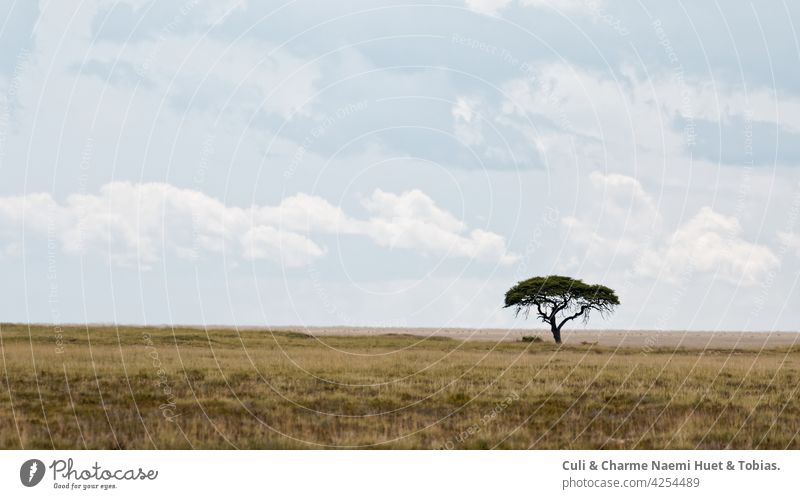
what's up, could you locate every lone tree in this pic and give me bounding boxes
[504,275,620,344]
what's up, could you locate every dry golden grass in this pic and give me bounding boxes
[1,323,799,449]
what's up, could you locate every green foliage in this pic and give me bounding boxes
[521,336,543,343]
[504,275,620,341]
[505,275,619,309]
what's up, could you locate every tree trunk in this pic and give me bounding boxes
[550,324,562,344]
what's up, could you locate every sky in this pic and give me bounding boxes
[0,0,798,331]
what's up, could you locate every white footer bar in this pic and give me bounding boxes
[1,450,794,498]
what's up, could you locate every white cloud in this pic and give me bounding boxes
[636,207,779,286]
[520,0,599,10]
[0,182,325,267]
[500,61,800,169]
[452,97,484,146]
[262,187,519,265]
[451,94,546,167]
[465,0,595,14]
[562,172,661,260]
[501,63,686,162]
[359,189,519,265]
[587,171,661,231]
[201,0,250,25]
[0,183,517,267]
[241,226,325,266]
[563,173,778,285]
[465,0,513,15]
[257,193,352,233]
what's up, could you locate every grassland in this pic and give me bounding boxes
[1,323,799,449]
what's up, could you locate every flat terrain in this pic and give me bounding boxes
[1,323,800,449]
[276,326,800,349]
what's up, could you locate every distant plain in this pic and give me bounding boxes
[276,326,800,349]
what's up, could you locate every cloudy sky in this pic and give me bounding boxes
[0,0,798,331]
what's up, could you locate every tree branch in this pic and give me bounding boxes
[557,305,590,330]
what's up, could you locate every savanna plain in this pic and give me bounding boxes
[1,324,799,449]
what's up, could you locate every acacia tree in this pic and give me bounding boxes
[504,275,620,344]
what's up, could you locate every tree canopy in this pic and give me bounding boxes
[504,275,620,343]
